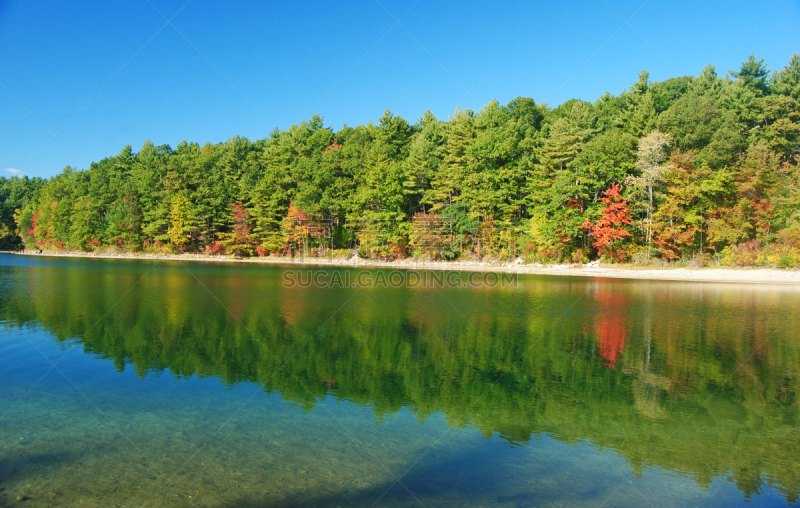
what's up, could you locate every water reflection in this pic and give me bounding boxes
[595,287,629,370]
[0,257,799,503]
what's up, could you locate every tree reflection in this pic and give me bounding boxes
[594,286,628,369]
[0,263,799,502]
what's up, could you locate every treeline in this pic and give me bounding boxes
[0,176,42,247]
[2,54,800,265]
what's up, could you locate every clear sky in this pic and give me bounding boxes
[1,0,798,178]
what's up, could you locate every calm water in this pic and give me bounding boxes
[0,254,798,507]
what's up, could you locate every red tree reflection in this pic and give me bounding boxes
[594,286,629,369]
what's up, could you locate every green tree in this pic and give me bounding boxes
[730,54,770,97]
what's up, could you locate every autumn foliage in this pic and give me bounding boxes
[582,183,633,261]
[218,202,254,256]
[5,55,800,266]
[595,289,629,369]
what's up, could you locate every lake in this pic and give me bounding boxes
[0,254,798,507]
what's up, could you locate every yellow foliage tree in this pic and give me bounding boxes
[168,195,191,249]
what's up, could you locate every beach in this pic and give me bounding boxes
[11,250,800,285]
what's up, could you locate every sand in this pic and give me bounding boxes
[10,250,800,285]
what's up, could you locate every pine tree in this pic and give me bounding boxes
[428,109,474,210]
[772,54,800,99]
[730,54,770,97]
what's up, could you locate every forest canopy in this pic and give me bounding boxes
[2,54,800,266]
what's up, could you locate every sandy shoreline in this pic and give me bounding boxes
[7,250,800,285]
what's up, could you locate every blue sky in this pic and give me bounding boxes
[1,0,798,178]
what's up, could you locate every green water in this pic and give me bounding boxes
[0,254,798,507]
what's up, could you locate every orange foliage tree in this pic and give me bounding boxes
[651,151,711,258]
[410,212,450,258]
[582,182,633,261]
[281,204,309,256]
[706,143,781,250]
[219,202,254,256]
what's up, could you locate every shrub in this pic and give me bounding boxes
[719,240,761,267]
[719,240,800,268]
[204,243,226,256]
[777,254,796,269]
[572,248,589,264]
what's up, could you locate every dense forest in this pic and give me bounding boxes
[2,54,799,266]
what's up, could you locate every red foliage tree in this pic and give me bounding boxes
[230,202,252,244]
[582,182,633,261]
[28,210,38,236]
[219,202,254,256]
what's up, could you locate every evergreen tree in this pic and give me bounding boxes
[730,54,770,97]
[4,55,799,265]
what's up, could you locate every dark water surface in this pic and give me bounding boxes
[0,254,799,507]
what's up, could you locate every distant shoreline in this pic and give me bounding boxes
[8,250,800,285]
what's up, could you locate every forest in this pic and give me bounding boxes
[1,54,799,266]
